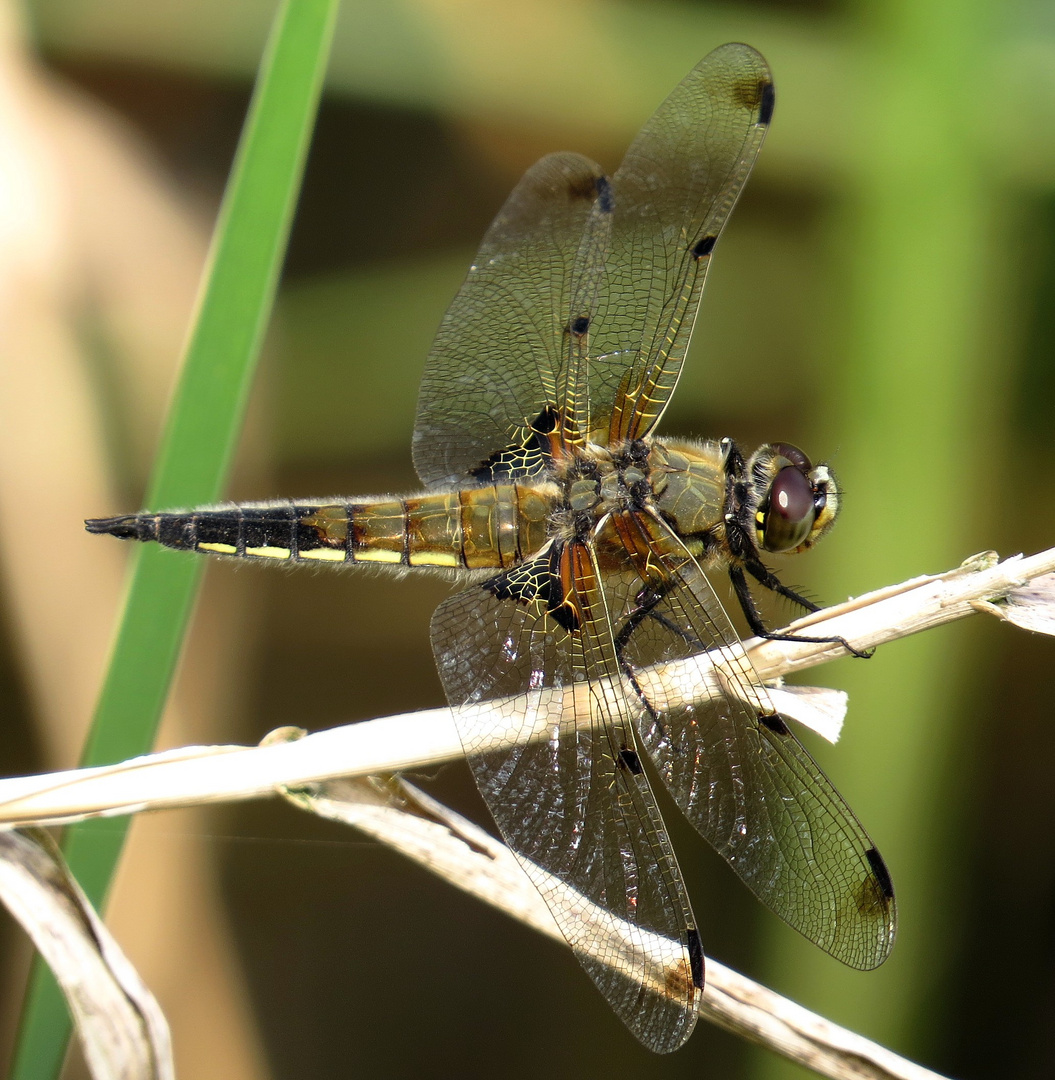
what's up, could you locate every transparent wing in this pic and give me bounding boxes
[412,152,612,487]
[431,541,701,1053]
[413,43,772,486]
[609,511,896,969]
[592,42,773,442]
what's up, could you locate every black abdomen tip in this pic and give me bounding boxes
[85,514,154,541]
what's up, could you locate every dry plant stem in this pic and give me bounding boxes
[1,552,1033,1077]
[0,547,1051,827]
[700,965,948,1080]
[289,776,949,1080]
[746,548,1055,679]
[0,830,173,1079]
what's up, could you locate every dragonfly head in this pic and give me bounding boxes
[750,442,839,554]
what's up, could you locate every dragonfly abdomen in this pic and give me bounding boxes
[86,485,554,570]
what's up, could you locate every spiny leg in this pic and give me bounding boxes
[612,580,693,749]
[731,563,871,659]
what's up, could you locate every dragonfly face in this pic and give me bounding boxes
[88,43,894,1053]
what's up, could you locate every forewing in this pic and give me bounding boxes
[413,44,772,480]
[591,43,773,442]
[431,543,701,1053]
[610,512,896,970]
[413,153,612,487]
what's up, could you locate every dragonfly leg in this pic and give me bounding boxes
[730,563,871,659]
[612,581,694,750]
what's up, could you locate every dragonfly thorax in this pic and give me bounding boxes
[549,441,657,542]
[642,437,839,565]
[646,439,727,540]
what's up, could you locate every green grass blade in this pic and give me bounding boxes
[10,2,339,1076]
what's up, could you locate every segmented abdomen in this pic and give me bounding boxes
[86,486,553,570]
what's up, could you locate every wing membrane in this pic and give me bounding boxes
[595,43,773,441]
[413,43,772,484]
[413,153,611,487]
[431,542,701,1053]
[609,512,896,969]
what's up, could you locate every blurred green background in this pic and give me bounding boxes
[2,0,1055,1077]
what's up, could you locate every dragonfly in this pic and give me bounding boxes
[88,43,895,1053]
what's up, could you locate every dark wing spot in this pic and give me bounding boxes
[692,234,717,259]
[687,928,704,990]
[618,747,643,774]
[855,846,896,921]
[567,315,590,337]
[758,712,791,736]
[865,847,894,901]
[595,174,613,214]
[758,79,775,125]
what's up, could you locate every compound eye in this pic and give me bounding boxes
[762,466,816,552]
[770,442,812,471]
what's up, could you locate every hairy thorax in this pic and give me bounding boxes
[543,438,726,550]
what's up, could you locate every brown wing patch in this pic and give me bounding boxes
[565,171,611,205]
[856,848,896,917]
[732,74,775,123]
